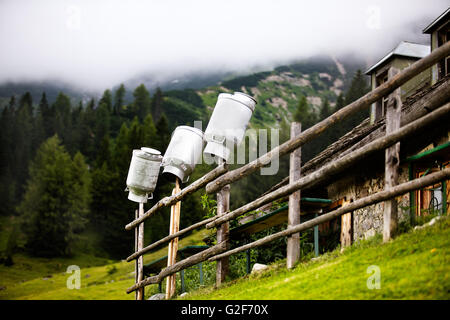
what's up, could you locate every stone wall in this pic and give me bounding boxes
[326,166,411,242]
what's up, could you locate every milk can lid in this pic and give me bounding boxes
[218,92,257,112]
[136,147,163,161]
[141,147,161,155]
[174,126,204,139]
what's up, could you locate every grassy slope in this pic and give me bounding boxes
[0,229,209,300]
[181,217,450,300]
[1,216,448,300]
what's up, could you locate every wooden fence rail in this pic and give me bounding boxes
[262,74,450,197]
[127,168,450,293]
[206,102,450,230]
[205,41,450,195]
[126,216,216,262]
[126,241,227,293]
[207,168,450,262]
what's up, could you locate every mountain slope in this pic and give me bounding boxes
[196,55,362,129]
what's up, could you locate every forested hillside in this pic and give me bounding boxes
[0,55,369,262]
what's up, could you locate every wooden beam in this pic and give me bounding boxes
[340,200,352,251]
[259,77,450,198]
[125,163,227,231]
[136,204,145,300]
[205,41,450,195]
[384,67,402,242]
[287,122,301,269]
[216,159,230,287]
[166,179,181,299]
[126,216,216,262]
[205,103,450,230]
[334,77,450,162]
[126,242,227,293]
[207,168,450,262]
[134,209,138,300]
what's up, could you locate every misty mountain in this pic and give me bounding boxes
[196,55,366,128]
[0,54,366,131]
[0,70,233,109]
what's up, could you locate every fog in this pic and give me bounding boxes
[0,0,448,91]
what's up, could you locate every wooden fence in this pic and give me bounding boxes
[124,41,450,298]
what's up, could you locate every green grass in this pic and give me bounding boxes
[2,216,448,300]
[180,216,450,300]
[0,229,209,300]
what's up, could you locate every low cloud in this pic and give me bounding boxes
[0,0,447,91]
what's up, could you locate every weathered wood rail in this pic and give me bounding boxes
[124,42,450,297]
[205,41,450,195]
[126,242,228,293]
[206,169,450,262]
[205,103,450,229]
[263,73,450,196]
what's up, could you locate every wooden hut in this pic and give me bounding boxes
[365,41,430,124]
[423,7,450,84]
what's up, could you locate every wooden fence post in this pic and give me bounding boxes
[287,122,302,269]
[134,209,139,300]
[216,184,230,285]
[216,160,230,286]
[384,67,402,242]
[340,199,352,251]
[314,210,321,257]
[166,178,181,299]
[137,203,145,300]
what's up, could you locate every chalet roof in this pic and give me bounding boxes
[365,41,430,75]
[302,76,447,175]
[423,7,450,34]
[262,75,449,196]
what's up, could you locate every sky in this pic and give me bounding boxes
[0,0,448,92]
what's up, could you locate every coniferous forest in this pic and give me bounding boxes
[0,67,369,261]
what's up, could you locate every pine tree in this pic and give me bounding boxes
[18,136,91,257]
[95,134,111,168]
[141,114,157,146]
[94,102,110,151]
[345,69,369,106]
[127,116,145,150]
[113,84,126,115]
[338,69,370,137]
[335,93,345,111]
[132,84,152,120]
[38,92,52,137]
[69,152,91,234]
[329,93,346,142]
[78,98,96,161]
[93,122,136,258]
[293,96,316,129]
[112,122,131,174]
[18,91,33,116]
[13,101,33,201]
[155,113,171,153]
[151,87,164,122]
[51,92,72,144]
[0,101,15,215]
[99,89,113,113]
[319,98,331,120]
